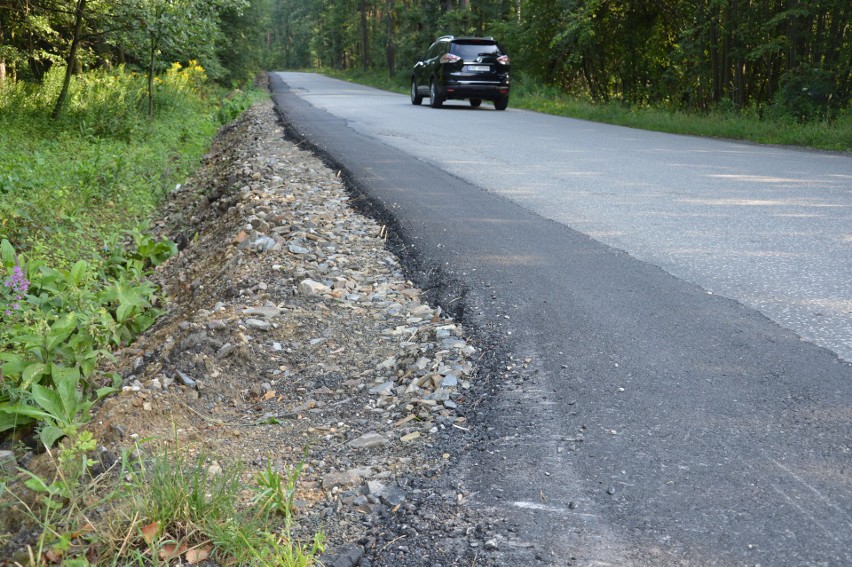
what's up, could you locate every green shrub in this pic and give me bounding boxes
[0,63,265,448]
[217,87,266,123]
[773,65,840,122]
[69,67,146,141]
[0,234,171,446]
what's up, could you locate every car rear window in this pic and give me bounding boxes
[450,42,501,60]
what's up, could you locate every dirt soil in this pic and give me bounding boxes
[3,89,507,566]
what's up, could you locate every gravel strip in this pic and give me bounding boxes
[73,94,503,565]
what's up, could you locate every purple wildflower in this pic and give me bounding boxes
[9,266,28,293]
[2,265,29,317]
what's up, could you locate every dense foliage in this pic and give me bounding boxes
[3,1,847,120]
[0,62,216,266]
[0,0,273,115]
[0,62,238,444]
[0,0,263,454]
[268,0,850,120]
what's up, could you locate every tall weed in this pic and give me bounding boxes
[66,67,146,140]
[0,64,254,446]
[1,444,324,565]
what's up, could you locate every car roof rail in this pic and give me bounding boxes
[449,36,495,41]
[437,34,497,42]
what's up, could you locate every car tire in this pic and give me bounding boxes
[494,94,509,111]
[429,79,443,108]
[411,79,423,105]
[470,98,482,108]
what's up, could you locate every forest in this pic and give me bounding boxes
[271,0,851,121]
[2,1,849,121]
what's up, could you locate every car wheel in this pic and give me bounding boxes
[411,79,423,105]
[470,98,482,108]
[429,79,443,108]
[494,94,509,111]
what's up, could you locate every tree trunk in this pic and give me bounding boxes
[385,0,395,77]
[0,9,6,85]
[147,41,156,117]
[52,0,87,119]
[824,3,841,68]
[360,0,369,70]
[708,3,721,102]
[731,0,744,108]
[721,1,733,104]
[787,0,800,70]
[734,58,745,108]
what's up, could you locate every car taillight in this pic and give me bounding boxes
[497,55,510,65]
[440,53,461,64]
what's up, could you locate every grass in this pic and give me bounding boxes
[1,436,323,565]
[119,444,323,566]
[323,68,852,152]
[0,64,265,271]
[0,67,320,565]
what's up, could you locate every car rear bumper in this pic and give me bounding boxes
[442,80,510,100]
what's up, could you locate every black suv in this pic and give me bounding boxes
[411,36,510,110]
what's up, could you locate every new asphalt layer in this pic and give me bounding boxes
[270,73,851,566]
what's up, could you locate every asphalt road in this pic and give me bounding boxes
[269,73,852,566]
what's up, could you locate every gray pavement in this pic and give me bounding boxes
[278,72,852,362]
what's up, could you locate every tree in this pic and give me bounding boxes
[360,0,369,70]
[0,5,9,83]
[114,0,247,116]
[385,0,395,76]
[217,0,273,85]
[52,0,87,118]
[7,0,844,120]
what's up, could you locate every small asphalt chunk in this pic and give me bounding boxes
[244,305,283,318]
[322,470,363,491]
[288,243,310,255]
[366,480,386,497]
[299,278,330,295]
[368,380,395,395]
[379,485,406,507]
[0,450,16,475]
[322,543,363,567]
